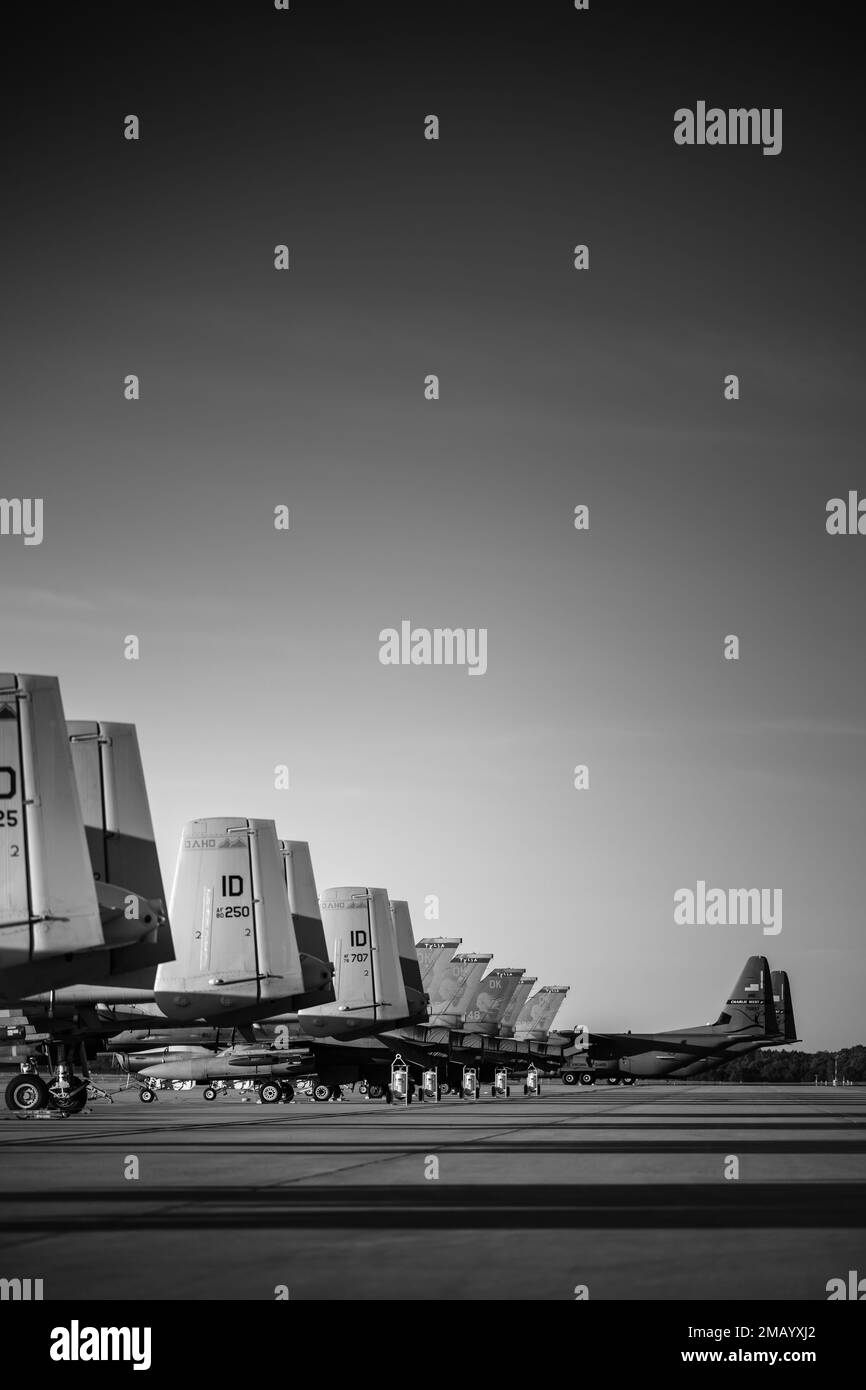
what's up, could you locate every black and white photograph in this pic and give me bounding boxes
[1,0,863,1360]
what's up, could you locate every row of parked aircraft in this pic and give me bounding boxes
[0,673,799,1114]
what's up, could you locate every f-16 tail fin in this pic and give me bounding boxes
[427,952,492,1025]
[299,887,410,1035]
[0,674,104,995]
[390,900,427,1020]
[279,840,334,1006]
[514,985,570,1040]
[155,818,305,1020]
[498,975,536,1037]
[771,969,798,1042]
[67,720,172,976]
[716,955,776,1034]
[462,968,526,1035]
[416,936,461,992]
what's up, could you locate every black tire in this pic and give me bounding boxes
[259,1081,282,1104]
[506,1087,511,1096]
[579,1072,595,1086]
[622,1076,636,1086]
[606,1077,620,1086]
[5,1074,50,1112]
[329,1086,342,1101]
[52,1076,88,1114]
[367,1083,384,1100]
[202,1087,217,1101]
[358,1083,369,1096]
[280,1083,294,1103]
[439,1082,451,1096]
[139,1088,156,1104]
[561,1070,578,1086]
[312,1082,331,1102]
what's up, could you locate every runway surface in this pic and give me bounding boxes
[0,1082,863,1300]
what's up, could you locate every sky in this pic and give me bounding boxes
[2,1,864,1047]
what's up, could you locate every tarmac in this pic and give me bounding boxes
[0,1081,864,1300]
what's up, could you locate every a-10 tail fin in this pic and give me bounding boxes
[299,887,410,1035]
[427,952,492,1025]
[771,969,798,1042]
[0,674,104,998]
[462,968,526,1035]
[514,985,570,1040]
[67,720,172,977]
[279,840,334,1008]
[498,975,537,1037]
[716,955,777,1034]
[155,818,305,1020]
[390,900,427,1020]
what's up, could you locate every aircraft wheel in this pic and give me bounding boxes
[367,1083,384,1100]
[438,1082,450,1096]
[579,1072,595,1086]
[312,1082,332,1102]
[139,1088,157,1104]
[259,1081,282,1104]
[622,1076,636,1086]
[5,1075,49,1112]
[606,1077,620,1086]
[561,1070,578,1086]
[202,1087,217,1101]
[358,1083,369,1096]
[280,1083,294,1103]
[52,1077,88,1114]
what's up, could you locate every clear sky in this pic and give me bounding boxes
[2,1,863,1047]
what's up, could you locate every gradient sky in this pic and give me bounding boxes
[2,2,863,1047]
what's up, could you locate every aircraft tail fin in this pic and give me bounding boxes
[416,937,461,992]
[514,985,570,1040]
[716,955,776,1033]
[67,721,172,975]
[498,975,536,1036]
[299,887,409,1034]
[428,952,492,1025]
[462,968,526,1035]
[279,840,334,1006]
[155,818,305,1020]
[390,900,427,1020]
[771,969,798,1042]
[0,674,104,987]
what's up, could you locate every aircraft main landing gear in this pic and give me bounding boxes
[5,1074,50,1112]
